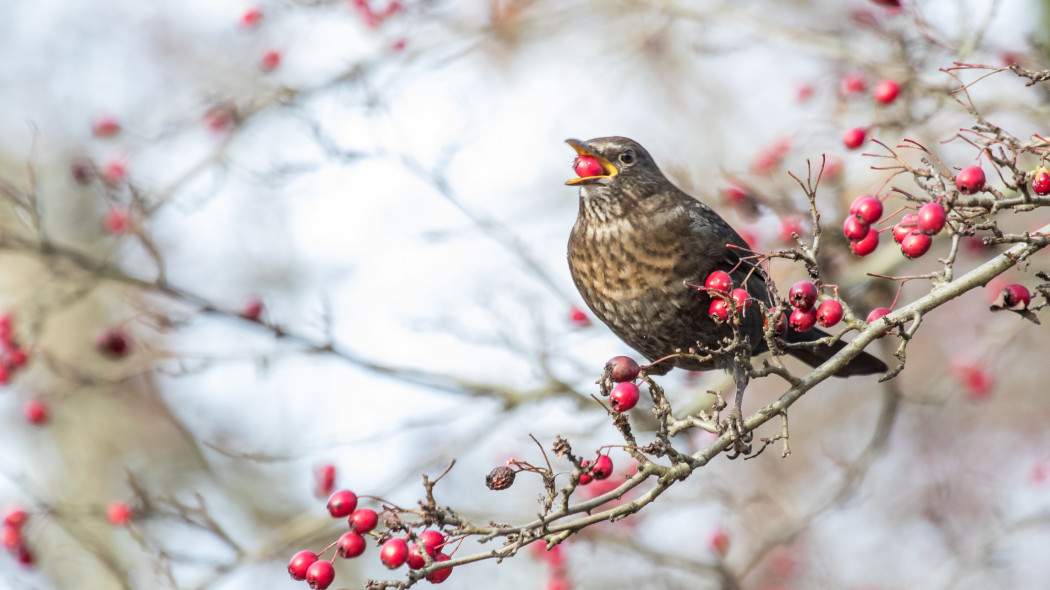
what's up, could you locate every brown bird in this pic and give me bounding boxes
[565,136,886,439]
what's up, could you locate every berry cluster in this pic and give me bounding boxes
[840,75,900,150]
[1,507,32,568]
[604,355,640,412]
[786,281,844,331]
[0,313,29,385]
[841,185,960,260]
[842,195,883,256]
[287,490,453,589]
[703,270,752,324]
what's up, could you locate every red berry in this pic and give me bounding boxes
[419,530,445,553]
[380,538,409,569]
[14,543,33,568]
[840,73,867,95]
[955,166,985,194]
[338,531,367,558]
[816,299,843,328]
[101,159,127,184]
[1,526,19,550]
[326,490,358,518]
[873,79,900,104]
[96,328,130,359]
[579,460,593,486]
[92,116,121,138]
[730,288,752,313]
[573,155,603,178]
[772,311,788,335]
[892,215,917,244]
[916,203,946,234]
[591,455,613,480]
[289,550,319,580]
[107,501,132,526]
[241,7,263,28]
[568,305,590,328]
[306,559,335,589]
[3,508,27,530]
[722,185,750,206]
[704,270,733,293]
[609,382,640,412]
[900,231,932,259]
[709,298,730,323]
[1002,284,1031,308]
[23,399,48,426]
[315,463,336,498]
[426,552,453,583]
[850,195,883,224]
[1032,168,1050,195]
[843,127,867,150]
[843,216,869,241]
[605,356,640,383]
[708,529,730,556]
[407,540,436,569]
[788,281,818,310]
[866,307,891,323]
[0,313,13,340]
[788,307,817,332]
[261,49,281,72]
[103,206,131,234]
[349,508,378,533]
[779,217,803,243]
[240,298,264,321]
[849,226,879,256]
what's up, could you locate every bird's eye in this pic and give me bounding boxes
[619,150,635,165]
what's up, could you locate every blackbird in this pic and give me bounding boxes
[565,136,887,438]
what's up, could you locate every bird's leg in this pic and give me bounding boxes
[724,369,753,458]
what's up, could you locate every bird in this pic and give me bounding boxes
[564,136,887,446]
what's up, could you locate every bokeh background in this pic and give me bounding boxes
[0,1,1049,589]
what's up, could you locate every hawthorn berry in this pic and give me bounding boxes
[7,346,27,368]
[843,127,867,150]
[3,508,27,530]
[849,226,879,256]
[568,305,590,328]
[23,400,48,426]
[326,490,358,518]
[338,531,366,558]
[485,465,516,490]
[605,356,640,382]
[96,328,130,359]
[426,552,453,583]
[893,213,918,244]
[240,298,264,321]
[709,299,730,323]
[816,299,843,328]
[419,530,445,553]
[407,540,436,569]
[866,307,891,323]
[779,217,804,243]
[850,195,883,224]
[101,159,127,184]
[380,537,409,569]
[708,529,731,556]
[305,559,336,590]
[916,203,946,235]
[260,49,281,72]
[788,281,818,310]
[573,155,603,178]
[788,307,817,332]
[704,270,733,293]
[591,455,613,480]
[731,288,752,313]
[315,463,336,498]
[873,79,900,104]
[955,166,985,194]
[843,216,870,241]
[107,501,132,526]
[14,544,33,568]
[609,382,640,412]
[92,116,121,138]
[1032,167,1050,195]
[578,461,593,486]
[722,184,750,207]
[1001,284,1032,308]
[103,206,131,234]
[241,7,263,28]
[839,73,867,95]
[900,231,932,259]
[1,526,19,550]
[349,508,378,533]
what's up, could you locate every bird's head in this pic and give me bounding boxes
[565,137,671,214]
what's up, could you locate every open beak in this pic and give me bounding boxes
[565,139,618,185]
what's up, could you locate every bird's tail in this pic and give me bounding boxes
[783,328,887,377]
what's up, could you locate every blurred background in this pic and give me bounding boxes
[0,0,1049,589]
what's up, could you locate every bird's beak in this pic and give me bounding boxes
[565,139,618,185]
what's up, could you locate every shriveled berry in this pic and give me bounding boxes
[916,203,946,235]
[419,530,445,553]
[349,508,379,533]
[816,299,843,328]
[591,455,613,480]
[338,531,366,558]
[843,127,867,150]
[426,552,453,583]
[900,231,932,259]
[850,195,883,224]
[709,299,730,323]
[326,490,358,518]
[788,281,818,310]
[866,307,891,323]
[306,559,336,590]
[849,226,879,256]
[288,550,319,581]
[107,501,132,526]
[1001,284,1031,308]
[704,270,733,293]
[843,216,870,241]
[609,382,640,412]
[788,307,817,332]
[730,288,752,313]
[605,356,639,383]
[1032,167,1050,195]
[573,155,603,178]
[381,538,409,569]
[873,79,900,104]
[485,466,516,490]
[955,166,985,194]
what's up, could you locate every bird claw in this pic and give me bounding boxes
[722,406,753,459]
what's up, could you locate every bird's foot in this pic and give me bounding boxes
[723,406,753,459]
